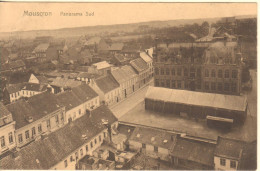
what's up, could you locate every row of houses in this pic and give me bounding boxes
[117,123,256,170]
[0,83,101,155]
[0,104,118,170]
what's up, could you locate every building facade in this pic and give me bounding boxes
[153,40,243,95]
[0,103,16,155]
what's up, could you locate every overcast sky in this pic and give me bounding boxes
[0,2,257,32]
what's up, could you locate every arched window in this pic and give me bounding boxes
[155,67,159,75]
[211,69,216,78]
[218,70,222,78]
[205,69,209,77]
[225,70,230,78]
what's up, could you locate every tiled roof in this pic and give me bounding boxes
[109,43,124,51]
[117,124,136,140]
[1,60,25,71]
[27,92,64,119]
[22,83,47,92]
[111,65,137,84]
[215,136,245,160]
[90,105,118,125]
[35,75,49,84]
[0,102,12,119]
[140,52,152,63]
[0,105,117,170]
[77,72,101,79]
[6,99,38,129]
[95,75,120,94]
[170,137,216,166]
[56,90,83,111]
[129,127,177,149]
[50,77,81,88]
[7,72,31,85]
[5,83,25,94]
[33,43,50,52]
[71,84,98,103]
[130,58,149,73]
[92,61,111,70]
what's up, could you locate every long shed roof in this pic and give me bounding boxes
[145,86,247,112]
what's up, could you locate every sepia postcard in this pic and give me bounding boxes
[0,2,257,170]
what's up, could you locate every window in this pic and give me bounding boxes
[55,115,59,125]
[218,70,223,78]
[172,80,175,88]
[94,138,97,144]
[171,68,175,75]
[64,160,68,168]
[103,132,106,138]
[99,135,101,142]
[224,83,230,91]
[211,70,216,78]
[80,149,83,156]
[9,132,13,144]
[184,68,188,77]
[160,81,165,87]
[166,68,170,75]
[232,70,237,78]
[231,83,237,92]
[177,68,182,76]
[61,114,64,122]
[160,68,164,75]
[166,80,170,88]
[155,67,159,75]
[86,145,89,152]
[197,68,201,77]
[218,83,223,91]
[230,160,236,168]
[142,143,146,149]
[75,152,78,159]
[18,134,23,143]
[205,82,209,90]
[79,109,81,115]
[220,158,226,166]
[18,92,20,96]
[211,82,216,91]
[184,81,189,89]
[38,124,42,133]
[90,141,93,148]
[32,127,36,136]
[196,81,201,89]
[155,79,159,86]
[25,130,30,139]
[177,81,182,89]
[205,69,209,77]
[70,156,73,162]
[154,146,158,152]
[0,136,5,148]
[47,119,51,129]
[225,70,230,78]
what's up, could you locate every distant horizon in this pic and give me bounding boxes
[0,2,257,33]
[0,13,256,34]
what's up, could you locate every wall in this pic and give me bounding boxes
[15,108,65,147]
[0,122,16,155]
[214,156,238,170]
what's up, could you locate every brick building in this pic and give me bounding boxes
[153,38,243,95]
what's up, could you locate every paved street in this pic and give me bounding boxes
[109,81,152,118]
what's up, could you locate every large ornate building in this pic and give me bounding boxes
[153,36,243,95]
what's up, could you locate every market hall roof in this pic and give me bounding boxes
[145,86,247,112]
